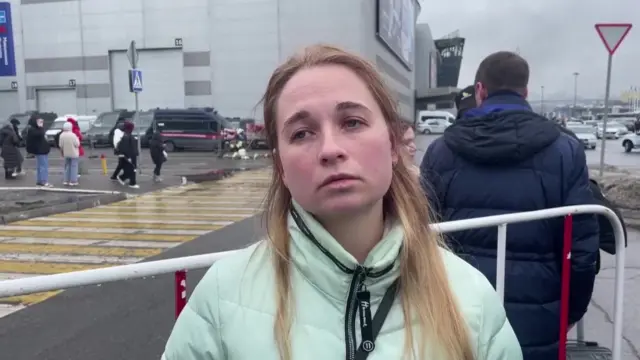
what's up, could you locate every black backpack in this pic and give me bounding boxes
[589,179,627,255]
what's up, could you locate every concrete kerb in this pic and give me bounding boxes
[0,189,128,225]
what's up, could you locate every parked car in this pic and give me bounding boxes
[45,115,97,145]
[83,110,135,147]
[596,121,628,139]
[135,108,232,152]
[622,133,640,152]
[566,124,597,150]
[417,118,451,134]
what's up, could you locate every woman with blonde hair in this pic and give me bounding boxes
[162,44,521,360]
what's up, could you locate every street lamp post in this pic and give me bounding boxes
[573,72,579,118]
[541,86,545,114]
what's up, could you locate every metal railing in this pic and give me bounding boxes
[0,205,626,359]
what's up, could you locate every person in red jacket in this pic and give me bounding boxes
[66,117,85,176]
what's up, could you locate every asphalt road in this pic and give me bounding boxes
[0,216,263,360]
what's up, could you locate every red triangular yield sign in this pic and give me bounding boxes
[595,23,633,55]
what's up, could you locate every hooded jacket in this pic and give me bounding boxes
[116,121,139,161]
[149,131,165,164]
[420,91,599,360]
[66,118,84,157]
[26,118,50,155]
[0,124,22,169]
[162,202,522,360]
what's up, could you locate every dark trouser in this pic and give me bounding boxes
[111,157,125,179]
[119,161,137,186]
[153,161,162,176]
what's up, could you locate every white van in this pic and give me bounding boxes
[45,115,97,145]
[415,111,455,134]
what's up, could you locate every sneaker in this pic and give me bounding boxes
[43,183,54,188]
[129,184,140,189]
[63,182,69,186]
[69,182,79,186]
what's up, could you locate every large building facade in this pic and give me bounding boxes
[0,0,421,122]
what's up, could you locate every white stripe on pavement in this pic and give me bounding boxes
[0,225,208,235]
[61,211,257,218]
[27,217,234,226]
[0,304,24,318]
[0,273,38,281]
[85,206,261,212]
[0,253,142,265]
[0,238,179,248]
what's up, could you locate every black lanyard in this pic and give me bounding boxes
[354,279,399,360]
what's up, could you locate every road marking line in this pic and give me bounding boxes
[0,243,163,258]
[0,253,142,265]
[21,218,231,229]
[110,200,261,206]
[0,272,37,281]
[0,225,209,235]
[82,206,261,212]
[0,237,179,248]
[0,260,111,274]
[49,212,254,221]
[0,230,193,242]
[1,291,61,305]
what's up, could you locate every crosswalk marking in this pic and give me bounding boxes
[0,167,272,317]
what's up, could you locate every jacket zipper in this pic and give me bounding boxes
[345,267,366,360]
[290,208,393,360]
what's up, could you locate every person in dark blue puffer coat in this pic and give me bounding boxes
[420,51,599,360]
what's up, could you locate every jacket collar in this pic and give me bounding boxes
[287,201,403,301]
[463,91,532,118]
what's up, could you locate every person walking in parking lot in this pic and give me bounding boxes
[116,121,139,189]
[149,130,166,182]
[58,122,80,186]
[110,122,125,180]
[26,117,52,187]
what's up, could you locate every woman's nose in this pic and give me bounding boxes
[318,134,347,164]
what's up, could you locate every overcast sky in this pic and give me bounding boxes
[417,0,639,101]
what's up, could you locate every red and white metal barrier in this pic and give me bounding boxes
[0,205,626,359]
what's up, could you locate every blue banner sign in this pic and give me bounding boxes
[0,2,16,77]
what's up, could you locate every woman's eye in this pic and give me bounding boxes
[291,130,309,141]
[344,119,362,129]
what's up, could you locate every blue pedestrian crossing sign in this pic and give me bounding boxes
[128,69,143,93]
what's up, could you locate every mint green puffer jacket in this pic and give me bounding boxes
[162,203,522,360]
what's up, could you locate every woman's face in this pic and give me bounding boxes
[402,127,416,160]
[275,64,397,218]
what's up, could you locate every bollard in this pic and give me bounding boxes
[175,270,187,319]
[100,154,108,175]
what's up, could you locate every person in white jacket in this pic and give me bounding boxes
[110,123,125,180]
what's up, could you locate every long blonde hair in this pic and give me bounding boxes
[259,44,474,360]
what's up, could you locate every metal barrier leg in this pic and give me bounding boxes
[495,224,507,303]
[576,318,585,342]
[175,270,187,319]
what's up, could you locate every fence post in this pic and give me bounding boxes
[558,215,573,360]
[175,270,187,320]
